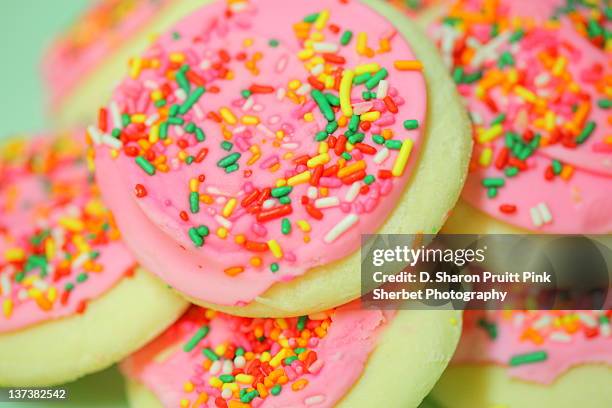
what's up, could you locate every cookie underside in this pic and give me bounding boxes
[0,269,188,386]
[125,310,463,407]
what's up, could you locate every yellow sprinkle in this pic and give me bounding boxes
[150,89,163,101]
[354,63,380,75]
[477,123,503,143]
[215,343,227,356]
[391,139,414,177]
[235,374,254,384]
[551,57,567,77]
[393,60,423,71]
[219,107,238,125]
[189,178,199,192]
[59,218,85,232]
[340,70,355,117]
[303,112,315,122]
[288,79,301,90]
[209,377,223,388]
[356,32,368,55]
[269,349,289,368]
[514,86,537,103]
[222,383,239,392]
[179,399,189,408]
[149,124,159,144]
[479,147,493,167]
[194,393,208,406]
[318,141,329,154]
[4,248,25,262]
[544,111,556,131]
[287,171,311,186]
[314,9,329,31]
[560,165,574,180]
[222,198,237,218]
[129,58,143,79]
[296,220,311,232]
[337,160,365,178]
[267,239,283,259]
[169,52,185,63]
[47,287,57,303]
[360,111,381,122]
[260,351,271,363]
[3,299,13,318]
[241,115,260,125]
[307,153,330,168]
[183,381,194,392]
[216,227,228,239]
[297,49,314,60]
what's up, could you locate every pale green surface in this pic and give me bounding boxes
[0,2,127,407]
[0,0,89,139]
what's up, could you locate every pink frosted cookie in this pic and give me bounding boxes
[0,133,187,386]
[425,0,612,234]
[89,0,471,317]
[431,310,612,407]
[121,305,462,407]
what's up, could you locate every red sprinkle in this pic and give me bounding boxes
[499,204,517,214]
[134,184,147,198]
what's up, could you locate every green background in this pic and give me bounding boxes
[0,1,439,407]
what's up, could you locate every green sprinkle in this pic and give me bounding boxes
[111,128,122,138]
[217,152,241,168]
[477,318,497,339]
[452,67,464,83]
[362,91,372,100]
[176,66,191,93]
[270,262,279,273]
[281,218,291,235]
[365,68,388,90]
[326,93,340,106]
[195,127,206,142]
[505,132,518,148]
[303,13,319,23]
[190,192,200,213]
[270,384,282,396]
[189,228,204,247]
[271,186,293,197]
[598,98,612,109]
[169,104,180,117]
[241,89,252,99]
[185,122,196,133]
[463,71,483,84]
[183,325,210,352]
[197,225,210,237]
[517,146,533,161]
[64,282,74,291]
[179,86,205,114]
[363,175,375,185]
[186,156,194,165]
[482,177,505,188]
[372,134,385,145]
[235,347,245,356]
[505,166,519,177]
[159,122,169,139]
[279,196,291,205]
[15,272,25,283]
[297,315,307,331]
[225,164,239,173]
[491,113,506,126]
[167,116,184,125]
[135,156,156,175]
[577,121,596,144]
[552,159,563,175]
[202,348,218,361]
[348,114,360,132]
[311,89,335,122]
[121,113,131,128]
[326,121,338,134]
[348,133,364,144]
[219,374,235,383]
[284,356,298,365]
[487,187,498,198]
[340,30,353,46]
[241,390,259,403]
[269,39,279,47]
[509,28,525,43]
[509,351,547,366]
[172,31,181,40]
[221,141,233,151]
[154,99,166,108]
[294,347,306,355]
[315,131,328,142]
[385,139,402,150]
[341,152,352,160]
[403,119,419,130]
[353,72,372,85]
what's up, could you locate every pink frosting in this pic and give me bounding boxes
[93,0,428,305]
[0,134,136,332]
[453,310,612,384]
[121,303,394,407]
[429,0,611,233]
[42,0,171,107]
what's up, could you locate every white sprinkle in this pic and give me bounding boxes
[222,360,233,375]
[307,186,318,199]
[470,111,484,126]
[312,42,339,53]
[32,279,49,291]
[101,134,122,149]
[537,202,553,224]
[276,54,289,73]
[324,214,359,243]
[373,147,390,164]
[305,395,326,406]
[214,215,232,229]
[193,104,205,120]
[534,73,551,87]
[262,199,276,209]
[229,0,248,12]
[143,80,158,90]
[87,126,103,145]
[18,288,28,301]
[315,197,340,209]
[281,143,299,150]
[601,321,611,337]
[310,63,324,76]
[352,102,374,115]
[376,79,389,99]
[233,126,247,135]
[209,360,222,375]
[174,125,185,137]
[233,355,246,368]
[174,88,187,102]
[532,315,552,330]
[110,101,122,129]
[72,253,90,270]
[344,182,361,202]
[296,83,312,96]
[145,113,159,126]
[0,272,11,295]
[549,332,572,343]
[221,388,233,399]
[578,312,597,328]
[276,88,286,101]
[530,206,543,227]
[257,124,276,138]
[199,59,212,70]
[242,96,254,112]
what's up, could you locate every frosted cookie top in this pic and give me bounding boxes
[122,304,393,407]
[42,0,171,105]
[91,0,428,306]
[430,0,612,233]
[0,134,136,332]
[454,310,612,384]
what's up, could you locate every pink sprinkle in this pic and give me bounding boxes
[340,202,351,213]
[308,359,323,374]
[251,223,267,237]
[319,177,342,188]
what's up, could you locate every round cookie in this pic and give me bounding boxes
[424,0,611,235]
[121,305,462,407]
[43,0,216,127]
[431,310,612,408]
[89,0,472,317]
[0,133,188,386]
